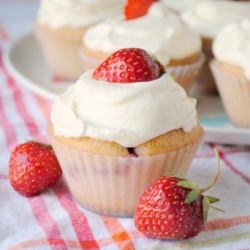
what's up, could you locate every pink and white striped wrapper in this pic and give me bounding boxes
[49,133,201,217]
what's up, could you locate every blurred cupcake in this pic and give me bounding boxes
[182,0,250,93]
[81,2,204,92]
[211,20,250,128]
[49,48,203,217]
[35,0,124,80]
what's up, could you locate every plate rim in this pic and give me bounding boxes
[3,31,57,101]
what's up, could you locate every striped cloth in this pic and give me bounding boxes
[1,1,250,249]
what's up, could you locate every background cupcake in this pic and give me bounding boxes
[35,0,124,80]
[49,48,203,217]
[81,2,203,92]
[211,20,250,128]
[182,0,250,93]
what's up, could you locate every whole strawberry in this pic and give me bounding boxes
[9,141,62,196]
[135,150,222,240]
[93,48,162,83]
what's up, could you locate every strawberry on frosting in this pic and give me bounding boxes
[93,48,162,83]
[125,0,158,20]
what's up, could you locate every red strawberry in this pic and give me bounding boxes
[135,149,222,240]
[9,141,62,197]
[93,48,162,83]
[125,0,158,20]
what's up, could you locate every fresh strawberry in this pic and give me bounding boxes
[125,0,158,20]
[93,48,162,83]
[9,141,62,197]
[135,149,222,240]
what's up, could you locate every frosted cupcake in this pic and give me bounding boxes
[182,0,250,93]
[81,2,203,92]
[211,20,250,128]
[35,0,124,80]
[49,48,203,217]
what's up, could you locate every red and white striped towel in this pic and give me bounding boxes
[1,1,250,249]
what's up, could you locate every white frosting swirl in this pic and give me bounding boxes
[51,71,198,147]
[213,20,250,79]
[162,0,215,13]
[37,0,124,28]
[182,1,250,39]
[83,2,201,66]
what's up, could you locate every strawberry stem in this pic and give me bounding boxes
[200,148,221,193]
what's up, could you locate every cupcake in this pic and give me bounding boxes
[211,20,250,128]
[48,48,203,217]
[81,2,204,92]
[35,0,124,80]
[182,0,250,93]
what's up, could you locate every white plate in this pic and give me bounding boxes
[4,32,250,145]
[3,32,72,100]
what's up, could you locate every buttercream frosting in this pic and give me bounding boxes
[182,1,250,39]
[51,71,198,147]
[37,0,124,28]
[213,19,250,79]
[83,2,201,66]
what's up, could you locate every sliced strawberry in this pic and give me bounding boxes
[93,48,162,83]
[125,0,158,20]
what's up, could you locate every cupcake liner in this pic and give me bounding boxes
[210,60,250,128]
[35,23,85,80]
[49,134,201,217]
[166,53,205,92]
